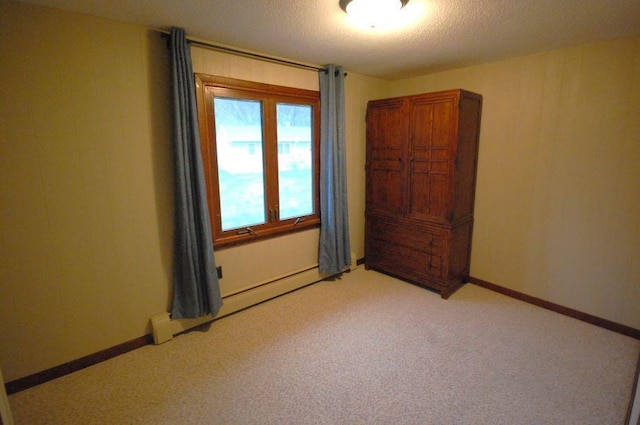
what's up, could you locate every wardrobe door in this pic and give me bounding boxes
[407,97,456,224]
[366,99,408,216]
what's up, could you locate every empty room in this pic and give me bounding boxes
[1,0,639,424]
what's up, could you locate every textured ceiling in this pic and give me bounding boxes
[15,0,640,79]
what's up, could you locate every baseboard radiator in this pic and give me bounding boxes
[151,255,356,344]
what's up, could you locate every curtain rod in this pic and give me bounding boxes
[158,31,328,73]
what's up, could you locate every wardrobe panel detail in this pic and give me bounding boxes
[365,89,482,298]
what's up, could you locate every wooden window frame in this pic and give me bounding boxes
[195,74,321,249]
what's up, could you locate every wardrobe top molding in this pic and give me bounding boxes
[368,88,482,105]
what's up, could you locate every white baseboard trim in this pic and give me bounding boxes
[151,250,358,345]
[151,265,331,344]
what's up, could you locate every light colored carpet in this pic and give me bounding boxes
[8,267,640,424]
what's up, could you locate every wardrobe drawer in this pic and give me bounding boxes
[366,219,446,282]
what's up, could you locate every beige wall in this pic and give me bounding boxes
[190,47,322,297]
[0,1,174,381]
[390,37,640,329]
[188,49,386,295]
[1,0,638,387]
[0,1,384,382]
[344,73,391,257]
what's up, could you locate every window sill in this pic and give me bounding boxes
[213,219,320,250]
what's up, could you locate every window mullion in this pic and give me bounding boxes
[195,74,320,248]
[263,99,280,224]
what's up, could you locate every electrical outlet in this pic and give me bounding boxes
[216,266,223,279]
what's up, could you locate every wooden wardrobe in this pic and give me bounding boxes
[365,89,482,298]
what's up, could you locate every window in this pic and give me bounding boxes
[195,74,320,248]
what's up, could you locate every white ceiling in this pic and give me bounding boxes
[16,0,640,79]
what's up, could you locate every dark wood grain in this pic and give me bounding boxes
[5,334,153,395]
[468,276,640,340]
[365,89,482,298]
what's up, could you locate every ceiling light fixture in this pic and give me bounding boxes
[340,0,410,29]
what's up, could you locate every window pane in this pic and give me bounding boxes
[214,97,266,230]
[276,103,314,220]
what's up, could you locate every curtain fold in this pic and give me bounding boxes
[169,27,223,319]
[319,65,352,275]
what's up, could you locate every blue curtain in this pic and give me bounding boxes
[169,27,223,319]
[319,65,351,275]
